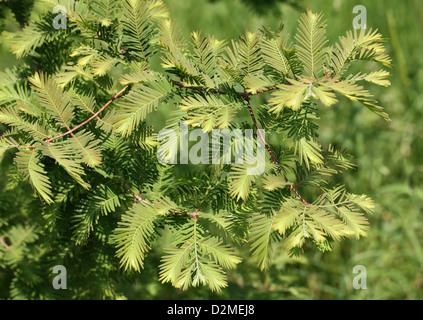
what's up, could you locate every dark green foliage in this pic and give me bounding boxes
[7,0,35,27]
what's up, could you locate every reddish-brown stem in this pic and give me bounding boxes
[245,97,279,165]
[11,86,128,151]
[118,181,151,206]
[244,95,311,206]
[8,86,128,151]
[191,209,200,221]
[254,87,278,94]
[45,86,129,143]
[83,105,101,121]
[12,86,129,151]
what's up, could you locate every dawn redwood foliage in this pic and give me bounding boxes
[0,0,392,297]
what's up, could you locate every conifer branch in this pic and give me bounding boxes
[2,85,129,153]
[117,180,151,205]
[171,79,310,206]
[45,86,129,143]
[244,95,311,206]
[172,80,229,96]
[11,86,130,151]
[116,180,200,220]
[0,3,391,294]
[171,80,278,98]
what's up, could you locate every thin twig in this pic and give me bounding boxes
[244,95,311,206]
[10,86,129,151]
[117,181,151,205]
[45,86,129,143]
[255,87,278,94]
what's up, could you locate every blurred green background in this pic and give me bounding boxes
[1,0,422,299]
